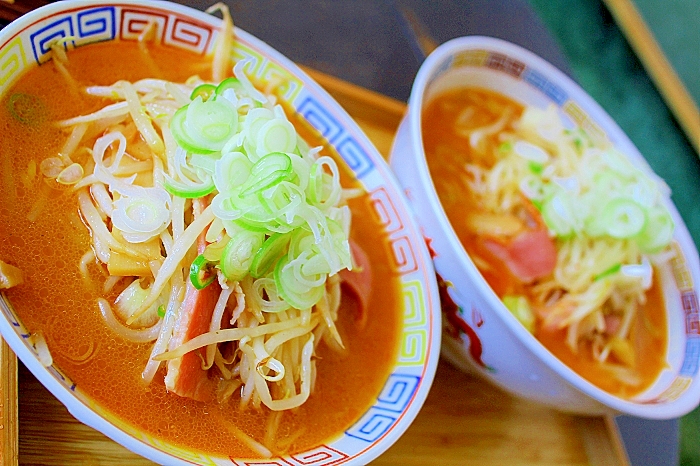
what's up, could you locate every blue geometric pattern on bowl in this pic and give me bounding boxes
[346,373,419,442]
[376,374,421,412]
[522,67,568,105]
[681,337,700,376]
[296,94,375,179]
[345,408,398,443]
[30,7,116,64]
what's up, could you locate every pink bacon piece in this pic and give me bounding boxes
[164,200,221,402]
[339,240,373,328]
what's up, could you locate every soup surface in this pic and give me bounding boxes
[423,87,668,397]
[0,41,401,456]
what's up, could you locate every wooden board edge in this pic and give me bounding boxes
[604,415,632,466]
[0,338,17,466]
[601,0,700,155]
[574,415,631,466]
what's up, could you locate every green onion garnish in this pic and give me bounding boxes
[189,254,216,290]
[593,263,622,281]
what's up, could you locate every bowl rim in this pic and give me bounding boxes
[405,34,700,419]
[0,0,442,462]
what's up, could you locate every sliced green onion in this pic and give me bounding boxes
[184,96,238,151]
[7,93,47,125]
[111,190,171,243]
[214,151,253,194]
[190,83,217,101]
[290,250,327,288]
[233,216,289,234]
[162,75,354,311]
[591,170,626,195]
[593,263,621,281]
[528,161,544,175]
[215,77,243,95]
[600,198,646,239]
[287,228,316,260]
[274,254,324,310]
[251,277,290,313]
[189,153,217,174]
[541,193,577,237]
[242,107,275,151]
[163,174,216,199]
[220,230,265,281]
[257,181,304,226]
[255,118,297,156]
[307,156,341,208]
[240,152,293,195]
[190,254,216,290]
[635,205,674,253]
[250,233,291,278]
[170,105,215,154]
[157,305,166,318]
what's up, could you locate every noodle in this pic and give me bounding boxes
[154,315,316,361]
[97,298,162,343]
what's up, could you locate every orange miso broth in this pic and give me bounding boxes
[0,41,401,456]
[422,86,668,398]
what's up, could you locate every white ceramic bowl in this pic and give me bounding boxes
[389,36,700,418]
[0,1,441,463]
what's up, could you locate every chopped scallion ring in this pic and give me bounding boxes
[250,233,292,278]
[601,198,646,239]
[215,77,243,95]
[190,83,217,101]
[163,174,216,199]
[220,230,265,281]
[189,254,216,290]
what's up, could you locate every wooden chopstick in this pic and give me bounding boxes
[0,338,17,466]
[602,0,700,155]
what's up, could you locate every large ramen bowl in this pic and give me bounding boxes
[0,0,441,463]
[389,36,700,418]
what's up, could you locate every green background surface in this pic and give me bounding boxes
[528,1,700,464]
[634,0,700,107]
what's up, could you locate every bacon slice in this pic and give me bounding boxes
[339,240,372,327]
[164,274,221,401]
[164,200,221,402]
[483,228,557,283]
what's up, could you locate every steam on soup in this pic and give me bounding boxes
[0,6,401,458]
[423,87,673,397]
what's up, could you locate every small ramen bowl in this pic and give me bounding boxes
[389,36,700,418]
[0,0,441,463]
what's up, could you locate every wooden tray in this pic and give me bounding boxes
[3,68,631,466]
